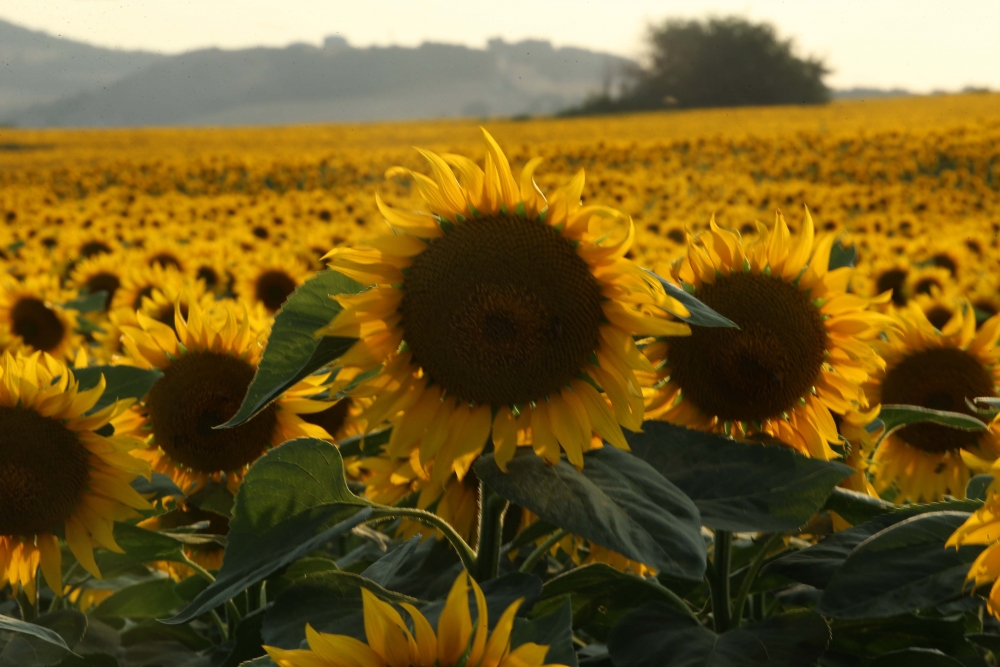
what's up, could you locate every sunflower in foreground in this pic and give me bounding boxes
[648,211,890,460]
[0,351,151,600]
[119,299,334,494]
[866,302,1000,502]
[265,571,565,667]
[322,130,690,484]
[948,491,1000,617]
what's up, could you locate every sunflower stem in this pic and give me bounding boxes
[181,553,243,632]
[207,609,229,642]
[473,482,508,582]
[369,506,478,573]
[732,533,783,627]
[710,530,733,633]
[15,588,36,622]
[518,529,569,574]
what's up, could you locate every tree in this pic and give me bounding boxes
[564,17,830,115]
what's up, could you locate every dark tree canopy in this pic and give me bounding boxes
[566,17,830,115]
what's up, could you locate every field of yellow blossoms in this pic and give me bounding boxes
[2,92,1000,667]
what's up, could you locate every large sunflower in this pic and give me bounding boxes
[0,351,151,601]
[948,490,1000,617]
[119,299,334,494]
[649,211,889,460]
[264,571,566,667]
[867,302,1000,502]
[322,130,689,484]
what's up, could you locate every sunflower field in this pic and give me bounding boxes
[1,92,1000,667]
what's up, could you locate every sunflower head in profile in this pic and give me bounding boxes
[867,302,1000,503]
[265,570,566,667]
[649,211,891,460]
[119,299,335,494]
[0,351,151,601]
[0,274,83,360]
[322,130,690,485]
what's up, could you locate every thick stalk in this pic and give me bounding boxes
[473,482,508,582]
[369,506,477,572]
[15,588,36,622]
[732,533,783,627]
[710,530,733,633]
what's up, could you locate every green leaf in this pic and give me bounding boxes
[626,422,853,531]
[531,563,693,642]
[511,598,578,667]
[869,648,965,667]
[130,473,186,503]
[92,579,184,619]
[166,438,374,624]
[220,270,362,428]
[63,291,108,313]
[822,487,896,525]
[335,427,392,459]
[767,499,984,589]
[261,570,421,648]
[219,608,267,667]
[607,604,829,667]
[816,511,985,618]
[829,615,978,661]
[828,241,857,270]
[93,524,188,579]
[119,620,211,651]
[0,611,86,667]
[474,447,706,580]
[877,404,987,445]
[70,366,163,415]
[184,480,234,517]
[644,269,739,328]
[967,475,994,502]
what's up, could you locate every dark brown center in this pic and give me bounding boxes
[400,214,603,406]
[255,270,297,312]
[0,406,90,536]
[881,347,994,453]
[84,273,121,312]
[11,297,66,352]
[667,272,828,423]
[146,351,277,473]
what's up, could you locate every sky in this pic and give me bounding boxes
[2,0,998,93]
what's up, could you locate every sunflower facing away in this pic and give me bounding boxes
[322,130,690,485]
[264,570,566,667]
[866,302,1000,502]
[0,351,151,601]
[647,211,890,460]
[119,299,335,494]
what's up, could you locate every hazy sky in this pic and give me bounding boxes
[3,0,998,92]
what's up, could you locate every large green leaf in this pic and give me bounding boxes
[261,571,421,648]
[92,579,185,619]
[71,366,163,415]
[877,405,987,444]
[767,499,983,589]
[816,511,985,619]
[868,648,966,667]
[474,447,705,580]
[822,487,896,525]
[0,611,86,667]
[828,615,981,662]
[607,603,829,667]
[166,438,373,624]
[92,524,188,579]
[626,422,853,531]
[531,563,693,642]
[220,270,362,428]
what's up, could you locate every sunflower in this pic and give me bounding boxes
[264,570,566,667]
[322,130,689,485]
[234,250,311,314]
[119,299,335,494]
[650,211,890,460]
[112,262,191,313]
[0,274,83,360]
[947,492,1000,617]
[867,302,1000,503]
[0,351,151,601]
[68,251,129,313]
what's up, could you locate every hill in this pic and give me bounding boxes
[2,34,634,127]
[0,19,165,117]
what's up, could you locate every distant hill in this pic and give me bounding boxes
[832,87,913,100]
[2,29,635,127]
[0,19,165,116]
